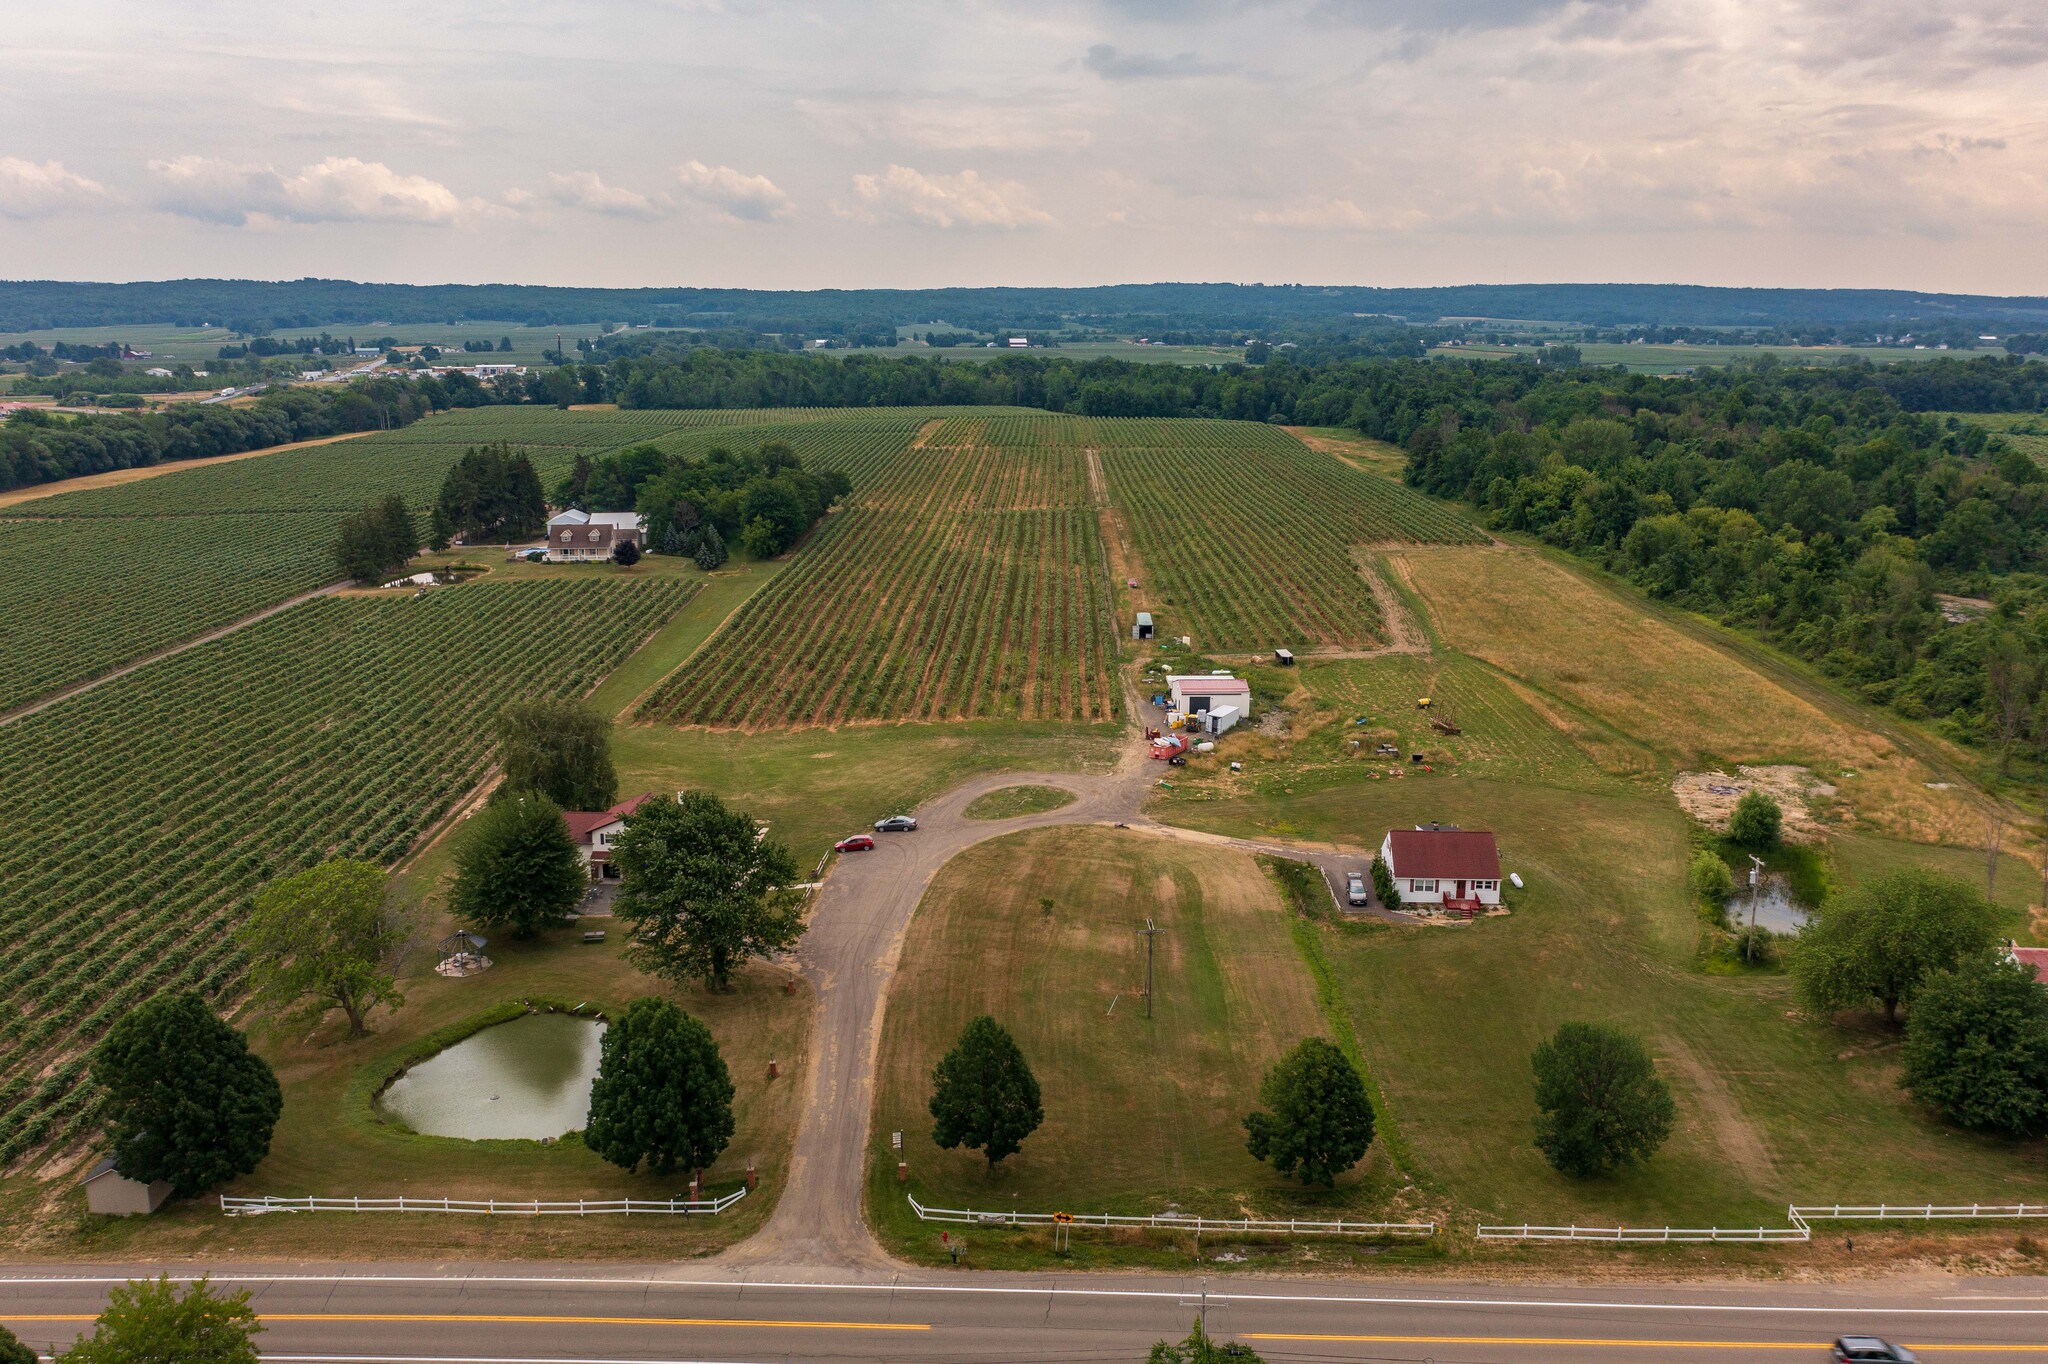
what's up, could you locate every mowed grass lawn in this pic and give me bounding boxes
[872,827,1405,1226]
[14,933,808,1259]
[1164,776,2048,1228]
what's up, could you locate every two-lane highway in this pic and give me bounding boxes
[5,1265,2047,1362]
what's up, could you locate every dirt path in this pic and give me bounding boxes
[0,580,347,727]
[714,726,1397,1270]
[0,431,373,511]
[1661,1036,1779,1187]
[908,418,945,450]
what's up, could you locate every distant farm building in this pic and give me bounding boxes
[1165,672,1251,736]
[81,1158,171,1216]
[1380,826,1503,914]
[545,509,645,562]
[1008,337,1029,347]
[1133,611,1154,640]
[564,794,655,880]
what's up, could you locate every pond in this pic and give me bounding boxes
[376,1012,606,1140]
[1733,875,1809,935]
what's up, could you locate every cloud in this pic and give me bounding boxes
[674,160,793,222]
[796,99,1094,152]
[1082,44,1228,79]
[0,157,111,218]
[539,170,666,220]
[1250,197,1427,231]
[1312,0,1644,33]
[847,165,1054,230]
[146,155,481,226]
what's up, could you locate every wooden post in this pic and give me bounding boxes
[746,1162,757,1191]
[897,1160,909,1184]
[767,1058,779,1079]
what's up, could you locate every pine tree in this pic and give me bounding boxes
[928,1016,1043,1169]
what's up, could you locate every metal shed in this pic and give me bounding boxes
[1133,611,1154,641]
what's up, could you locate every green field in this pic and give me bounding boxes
[1946,411,2048,466]
[0,578,695,1165]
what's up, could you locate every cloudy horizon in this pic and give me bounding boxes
[2,0,2044,293]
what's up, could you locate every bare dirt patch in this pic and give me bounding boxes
[909,417,945,450]
[1673,766,1838,841]
[1659,1036,1780,1187]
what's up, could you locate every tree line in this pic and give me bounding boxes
[555,439,849,562]
[0,378,447,493]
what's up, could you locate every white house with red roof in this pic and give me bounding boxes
[1379,825,1503,913]
[2008,941,2048,986]
[563,794,655,880]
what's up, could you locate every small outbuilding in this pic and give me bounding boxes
[81,1158,172,1217]
[1274,648,1295,666]
[1165,673,1252,718]
[1133,611,1154,641]
[1379,825,1503,913]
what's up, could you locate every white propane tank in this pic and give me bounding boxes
[1196,741,1215,753]
[1509,872,1525,889]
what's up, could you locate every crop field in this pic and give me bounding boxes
[1947,411,2048,466]
[1387,544,1989,843]
[0,578,695,1165]
[1100,425,1482,652]
[0,406,769,712]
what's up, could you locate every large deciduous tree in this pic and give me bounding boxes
[584,998,736,1177]
[928,1015,1043,1170]
[0,1323,36,1364]
[62,1276,261,1364]
[1530,1022,1675,1178]
[1242,1037,1376,1187]
[1791,868,2000,1022]
[451,792,586,939]
[91,994,282,1197]
[495,699,619,811]
[1901,954,2048,1137]
[613,791,805,992]
[240,858,413,1036]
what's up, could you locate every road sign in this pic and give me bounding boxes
[1053,1211,1074,1224]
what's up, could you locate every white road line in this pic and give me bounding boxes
[3,1275,2046,1315]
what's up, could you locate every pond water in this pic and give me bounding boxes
[376,1013,606,1140]
[1734,875,1809,935]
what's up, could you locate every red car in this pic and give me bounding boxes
[834,834,875,853]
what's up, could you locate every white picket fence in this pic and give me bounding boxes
[906,1194,1433,1238]
[221,1187,747,1217]
[1479,1202,2048,1243]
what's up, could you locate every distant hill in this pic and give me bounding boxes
[3,278,2046,334]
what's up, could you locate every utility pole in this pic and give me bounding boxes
[1137,918,1163,1018]
[1746,854,1765,963]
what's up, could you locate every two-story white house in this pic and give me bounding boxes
[545,509,646,563]
[1379,825,1503,914]
[563,794,655,880]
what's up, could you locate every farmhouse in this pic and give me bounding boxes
[2009,941,2048,986]
[1379,825,1503,913]
[545,509,645,562]
[563,793,655,880]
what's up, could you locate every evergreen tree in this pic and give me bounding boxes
[451,791,586,938]
[427,504,453,552]
[1369,853,1397,909]
[928,1015,1043,1169]
[62,1276,260,1364]
[332,495,416,583]
[1242,1037,1375,1186]
[495,699,618,811]
[692,523,727,570]
[612,538,641,566]
[1792,868,2000,1022]
[1901,954,2048,1136]
[435,443,546,542]
[584,997,735,1176]
[91,994,282,1197]
[1530,1022,1675,1178]
[613,791,804,991]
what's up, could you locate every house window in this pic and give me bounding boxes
[1409,879,1437,894]
[588,529,601,542]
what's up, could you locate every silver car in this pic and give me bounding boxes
[874,815,918,833]
[1345,872,1369,907]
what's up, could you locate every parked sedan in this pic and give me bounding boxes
[834,834,875,853]
[1833,1339,1917,1364]
[1346,872,1370,907]
[874,815,919,833]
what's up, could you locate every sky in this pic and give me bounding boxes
[1,0,2044,293]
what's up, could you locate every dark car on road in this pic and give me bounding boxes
[1834,1339,1916,1363]
[834,834,875,853]
[874,815,918,832]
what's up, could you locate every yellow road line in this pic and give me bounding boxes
[1245,1336,2046,1353]
[0,1313,927,1332]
